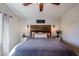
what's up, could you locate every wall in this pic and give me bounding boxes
[61,4,79,47]
[0,4,21,55]
[9,16,21,51]
[21,17,61,36]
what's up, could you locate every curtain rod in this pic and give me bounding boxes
[0,11,13,18]
[4,13,13,18]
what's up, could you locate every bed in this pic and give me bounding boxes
[9,25,76,56]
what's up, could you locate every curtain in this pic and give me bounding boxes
[0,12,10,56]
[0,12,3,56]
[2,13,10,56]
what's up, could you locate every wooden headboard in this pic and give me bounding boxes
[30,25,51,37]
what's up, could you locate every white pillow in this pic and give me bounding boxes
[34,33,47,38]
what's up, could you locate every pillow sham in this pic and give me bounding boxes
[34,33,47,38]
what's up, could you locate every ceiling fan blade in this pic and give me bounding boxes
[51,3,60,5]
[39,3,43,12]
[23,3,32,6]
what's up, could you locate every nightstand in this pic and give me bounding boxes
[21,36,29,42]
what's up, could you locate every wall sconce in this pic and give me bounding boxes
[24,25,30,32]
[27,25,30,31]
[53,25,55,28]
[23,25,30,36]
[51,25,57,36]
[27,25,29,29]
[51,25,56,30]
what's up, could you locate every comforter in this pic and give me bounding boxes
[10,38,76,56]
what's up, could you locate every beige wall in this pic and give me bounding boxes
[61,4,79,47]
[21,18,61,36]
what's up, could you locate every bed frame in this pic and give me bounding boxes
[30,25,51,37]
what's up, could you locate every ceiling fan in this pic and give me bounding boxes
[22,3,60,12]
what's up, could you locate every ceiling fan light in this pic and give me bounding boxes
[23,3,32,6]
[39,3,43,12]
[51,3,60,5]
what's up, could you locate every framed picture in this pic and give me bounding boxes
[36,20,45,23]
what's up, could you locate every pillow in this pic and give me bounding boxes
[34,32,47,38]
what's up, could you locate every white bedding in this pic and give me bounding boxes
[34,33,47,38]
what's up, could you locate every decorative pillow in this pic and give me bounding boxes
[34,32,47,38]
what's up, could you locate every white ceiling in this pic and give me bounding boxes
[6,3,77,19]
